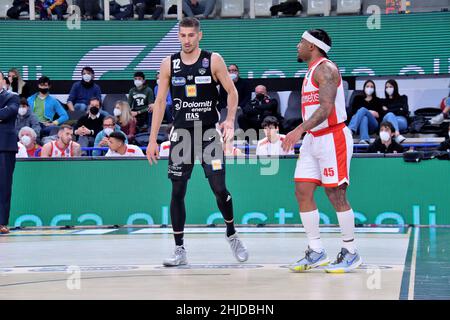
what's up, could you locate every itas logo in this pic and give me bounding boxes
[302,91,320,106]
[186,113,199,121]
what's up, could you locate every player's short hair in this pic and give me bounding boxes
[380,121,395,133]
[262,116,279,128]
[307,29,332,58]
[109,131,126,143]
[179,17,200,31]
[134,71,145,79]
[59,124,73,132]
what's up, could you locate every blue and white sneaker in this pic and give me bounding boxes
[325,248,362,273]
[289,246,330,272]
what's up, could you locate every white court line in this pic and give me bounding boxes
[72,229,118,235]
[131,227,401,234]
[408,227,419,300]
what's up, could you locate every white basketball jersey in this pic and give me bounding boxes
[301,57,347,133]
[50,141,74,158]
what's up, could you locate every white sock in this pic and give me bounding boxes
[300,210,323,252]
[336,209,356,254]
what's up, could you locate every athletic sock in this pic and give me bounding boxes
[336,209,356,254]
[300,209,323,252]
[174,233,184,247]
[224,219,236,237]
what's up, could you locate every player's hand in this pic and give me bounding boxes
[282,125,304,152]
[219,119,234,142]
[146,140,160,165]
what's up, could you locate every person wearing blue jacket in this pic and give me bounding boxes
[0,72,20,234]
[27,76,68,138]
[67,66,102,112]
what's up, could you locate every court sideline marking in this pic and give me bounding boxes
[408,227,419,300]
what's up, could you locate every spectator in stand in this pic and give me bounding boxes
[67,67,102,113]
[74,97,105,148]
[133,0,163,20]
[348,80,384,144]
[39,0,68,20]
[15,97,41,137]
[218,64,251,112]
[75,0,103,20]
[223,136,243,157]
[18,126,41,157]
[8,68,31,99]
[152,71,173,124]
[41,124,81,157]
[128,71,154,132]
[430,94,450,125]
[438,125,450,151]
[367,121,404,154]
[27,76,68,138]
[93,116,128,156]
[270,0,303,17]
[256,116,294,156]
[105,131,144,157]
[114,101,137,143]
[381,79,409,144]
[7,0,43,19]
[182,0,216,19]
[238,85,281,133]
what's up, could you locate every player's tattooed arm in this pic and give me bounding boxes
[300,62,339,132]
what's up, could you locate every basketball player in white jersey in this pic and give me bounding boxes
[282,29,362,273]
[41,124,81,158]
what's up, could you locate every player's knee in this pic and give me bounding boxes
[295,187,313,202]
[212,185,230,201]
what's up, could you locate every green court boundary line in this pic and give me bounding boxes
[400,227,414,300]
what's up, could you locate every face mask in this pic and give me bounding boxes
[256,93,265,101]
[134,80,144,87]
[380,131,391,142]
[229,73,238,81]
[39,88,49,94]
[365,87,374,96]
[18,107,27,116]
[90,106,99,115]
[113,108,122,117]
[104,128,114,136]
[82,74,92,82]
[20,135,31,146]
[156,80,160,86]
[386,87,394,96]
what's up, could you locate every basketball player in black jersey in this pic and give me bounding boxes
[146,17,248,266]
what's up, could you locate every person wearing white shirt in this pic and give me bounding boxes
[256,116,294,156]
[16,142,28,158]
[105,131,144,157]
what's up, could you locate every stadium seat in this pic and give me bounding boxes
[255,0,275,17]
[306,0,331,16]
[336,0,361,15]
[285,91,302,121]
[221,0,244,18]
[164,0,178,19]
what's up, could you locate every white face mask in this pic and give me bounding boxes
[20,135,32,146]
[380,131,391,142]
[386,87,394,96]
[104,128,114,136]
[156,80,160,86]
[229,73,238,81]
[113,108,122,117]
[134,80,144,87]
[82,74,92,82]
[365,87,374,96]
[18,107,28,116]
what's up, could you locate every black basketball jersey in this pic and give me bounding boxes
[170,50,220,129]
